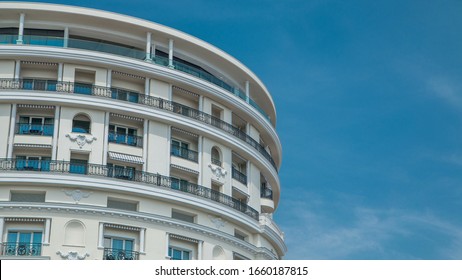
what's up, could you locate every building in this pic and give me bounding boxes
[0,2,285,260]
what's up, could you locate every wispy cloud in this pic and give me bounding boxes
[427,77,462,110]
[279,190,462,259]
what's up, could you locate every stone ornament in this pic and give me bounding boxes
[65,133,97,148]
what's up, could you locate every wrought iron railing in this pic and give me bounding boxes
[0,34,271,122]
[1,242,42,257]
[103,248,140,260]
[15,123,54,136]
[0,78,277,171]
[211,157,222,167]
[232,167,247,185]
[0,159,259,220]
[171,144,198,162]
[260,184,273,200]
[108,133,143,147]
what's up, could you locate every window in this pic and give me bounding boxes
[107,198,138,211]
[5,231,43,256]
[104,237,135,260]
[171,139,189,157]
[11,191,45,202]
[107,163,135,180]
[15,156,51,171]
[171,209,195,223]
[111,88,139,103]
[18,116,54,136]
[168,247,191,260]
[70,159,87,174]
[234,229,248,241]
[211,146,221,166]
[108,124,139,146]
[171,177,189,191]
[72,114,91,133]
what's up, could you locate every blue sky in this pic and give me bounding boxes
[15,0,462,259]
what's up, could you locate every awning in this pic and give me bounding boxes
[108,152,144,164]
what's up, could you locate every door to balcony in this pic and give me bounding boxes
[4,231,42,257]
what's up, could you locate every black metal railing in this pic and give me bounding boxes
[0,159,259,220]
[171,144,198,162]
[260,184,273,200]
[232,167,247,185]
[108,132,143,147]
[1,242,42,257]
[103,248,140,260]
[0,78,277,172]
[15,123,54,136]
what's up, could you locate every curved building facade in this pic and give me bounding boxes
[0,2,285,260]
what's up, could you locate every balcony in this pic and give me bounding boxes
[1,242,42,257]
[0,78,277,172]
[171,144,198,162]
[232,167,247,185]
[0,158,259,220]
[0,34,271,122]
[108,133,143,147]
[103,248,139,260]
[16,123,54,136]
[260,184,274,213]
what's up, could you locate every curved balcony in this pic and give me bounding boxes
[260,184,274,213]
[0,158,259,221]
[0,34,271,123]
[0,78,277,171]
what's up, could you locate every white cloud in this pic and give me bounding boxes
[279,191,462,259]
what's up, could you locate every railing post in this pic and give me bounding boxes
[17,13,25,44]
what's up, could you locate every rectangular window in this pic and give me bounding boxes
[103,237,136,260]
[171,209,195,223]
[107,163,136,180]
[11,191,46,202]
[107,198,138,211]
[18,116,54,136]
[234,229,248,241]
[5,231,43,256]
[109,124,138,146]
[168,247,191,260]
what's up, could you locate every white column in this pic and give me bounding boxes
[245,81,250,103]
[43,218,51,245]
[102,112,110,165]
[7,104,17,159]
[142,119,148,172]
[63,27,69,48]
[58,63,63,82]
[144,78,150,95]
[98,223,104,248]
[139,228,146,253]
[198,95,204,111]
[165,233,170,259]
[145,32,152,61]
[0,218,4,243]
[106,69,112,88]
[17,13,25,44]
[14,60,21,80]
[51,106,60,160]
[246,161,251,189]
[168,39,174,68]
[198,135,203,185]
[198,240,203,260]
[152,43,156,59]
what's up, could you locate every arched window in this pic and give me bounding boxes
[72,114,91,133]
[211,146,221,166]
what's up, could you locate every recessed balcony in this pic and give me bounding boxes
[103,248,139,260]
[260,184,274,213]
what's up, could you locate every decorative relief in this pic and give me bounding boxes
[56,251,90,260]
[63,189,92,204]
[209,215,227,230]
[65,133,97,149]
[208,163,227,180]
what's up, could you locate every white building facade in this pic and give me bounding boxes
[0,2,285,260]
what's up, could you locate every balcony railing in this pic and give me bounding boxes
[15,123,54,136]
[0,78,277,171]
[261,184,273,200]
[171,144,198,162]
[0,159,259,220]
[1,242,42,257]
[211,158,222,167]
[232,167,247,185]
[0,34,271,122]
[108,133,143,147]
[103,248,139,260]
